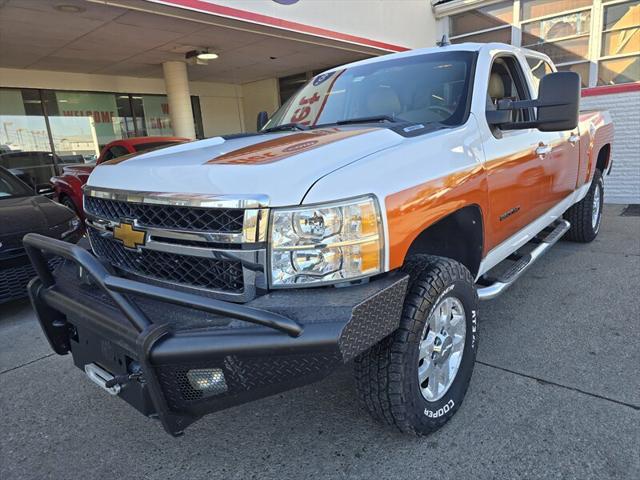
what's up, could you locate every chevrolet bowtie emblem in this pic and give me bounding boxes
[113,221,147,249]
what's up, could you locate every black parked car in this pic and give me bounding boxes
[0,166,82,304]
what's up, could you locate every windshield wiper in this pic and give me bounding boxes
[335,115,401,126]
[262,122,310,133]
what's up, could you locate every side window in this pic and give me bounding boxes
[109,145,130,158]
[100,149,114,162]
[526,57,554,94]
[98,145,128,164]
[486,56,533,124]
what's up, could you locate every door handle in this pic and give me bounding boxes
[535,142,552,158]
[568,133,580,146]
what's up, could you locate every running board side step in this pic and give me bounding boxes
[477,219,570,301]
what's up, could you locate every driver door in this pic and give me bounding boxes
[482,55,557,249]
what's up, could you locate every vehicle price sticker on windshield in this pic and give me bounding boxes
[288,70,345,126]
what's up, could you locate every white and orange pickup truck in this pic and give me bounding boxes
[25,43,613,437]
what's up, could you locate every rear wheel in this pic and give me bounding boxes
[354,255,478,435]
[564,169,604,243]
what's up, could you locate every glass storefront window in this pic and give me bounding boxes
[450,27,512,44]
[526,57,554,91]
[603,1,640,31]
[116,95,137,139]
[522,11,591,45]
[557,62,591,87]
[0,89,50,153]
[521,0,592,21]
[601,1,640,58]
[447,0,639,87]
[141,95,173,137]
[602,28,640,56]
[279,73,310,104]
[0,88,57,193]
[1,87,203,190]
[130,96,147,137]
[599,1,640,84]
[526,36,590,64]
[450,1,513,37]
[48,91,124,151]
[191,96,204,139]
[598,55,640,84]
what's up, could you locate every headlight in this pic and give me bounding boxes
[269,196,383,287]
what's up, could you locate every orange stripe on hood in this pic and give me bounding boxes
[207,127,378,165]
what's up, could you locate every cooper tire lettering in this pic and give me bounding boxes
[424,399,455,418]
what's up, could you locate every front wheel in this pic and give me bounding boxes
[564,169,604,243]
[354,255,478,435]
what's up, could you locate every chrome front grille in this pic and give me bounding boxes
[84,196,244,233]
[83,188,269,301]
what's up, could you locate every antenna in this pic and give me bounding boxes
[437,35,451,47]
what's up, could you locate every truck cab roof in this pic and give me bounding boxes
[321,42,553,76]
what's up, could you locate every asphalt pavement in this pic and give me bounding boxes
[1,205,638,480]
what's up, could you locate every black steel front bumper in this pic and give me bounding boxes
[23,233,408,436]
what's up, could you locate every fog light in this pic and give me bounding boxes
[186,368,227,394]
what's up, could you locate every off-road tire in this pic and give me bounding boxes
[564,169,604,243]
[354,255,479,435]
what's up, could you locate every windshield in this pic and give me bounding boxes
[0,167,33,198]
[265,51,476,130]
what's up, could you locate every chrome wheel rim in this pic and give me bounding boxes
[592,182,602,231]
[418,296,466,402]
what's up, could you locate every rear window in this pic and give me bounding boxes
[133,141,180,152]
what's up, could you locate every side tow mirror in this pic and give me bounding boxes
[256,111,269,131]
[536,71,580,131]
[486,71,581,132]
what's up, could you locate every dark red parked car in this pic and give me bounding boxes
[51,136,188,217]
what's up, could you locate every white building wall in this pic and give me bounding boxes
[241,78,280,133]
[151,0,437,49]
[581,91,640,204]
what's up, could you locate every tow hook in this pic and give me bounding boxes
[84,363,144,395]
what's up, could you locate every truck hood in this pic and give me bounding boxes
[87,127,404,206]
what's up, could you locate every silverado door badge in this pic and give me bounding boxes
[112,221,147,249]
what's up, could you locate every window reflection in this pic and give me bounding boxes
[450,1,513,37]
[141,95,173,136]
[521,0,592,21]
[0,88,57,193]
[448,0,639,87]
[522,11,591,44]
[598,56,640,84]
[599,1,640,84]
[557,62,590,87]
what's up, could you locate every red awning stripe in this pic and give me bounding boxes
[582,82,640,97]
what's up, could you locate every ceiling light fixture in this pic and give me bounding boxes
[185,49,219,65]
[197,51,219,60]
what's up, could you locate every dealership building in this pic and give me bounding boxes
[1,0,638,203]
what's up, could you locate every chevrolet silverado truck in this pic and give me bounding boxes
[24,43,613,437]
